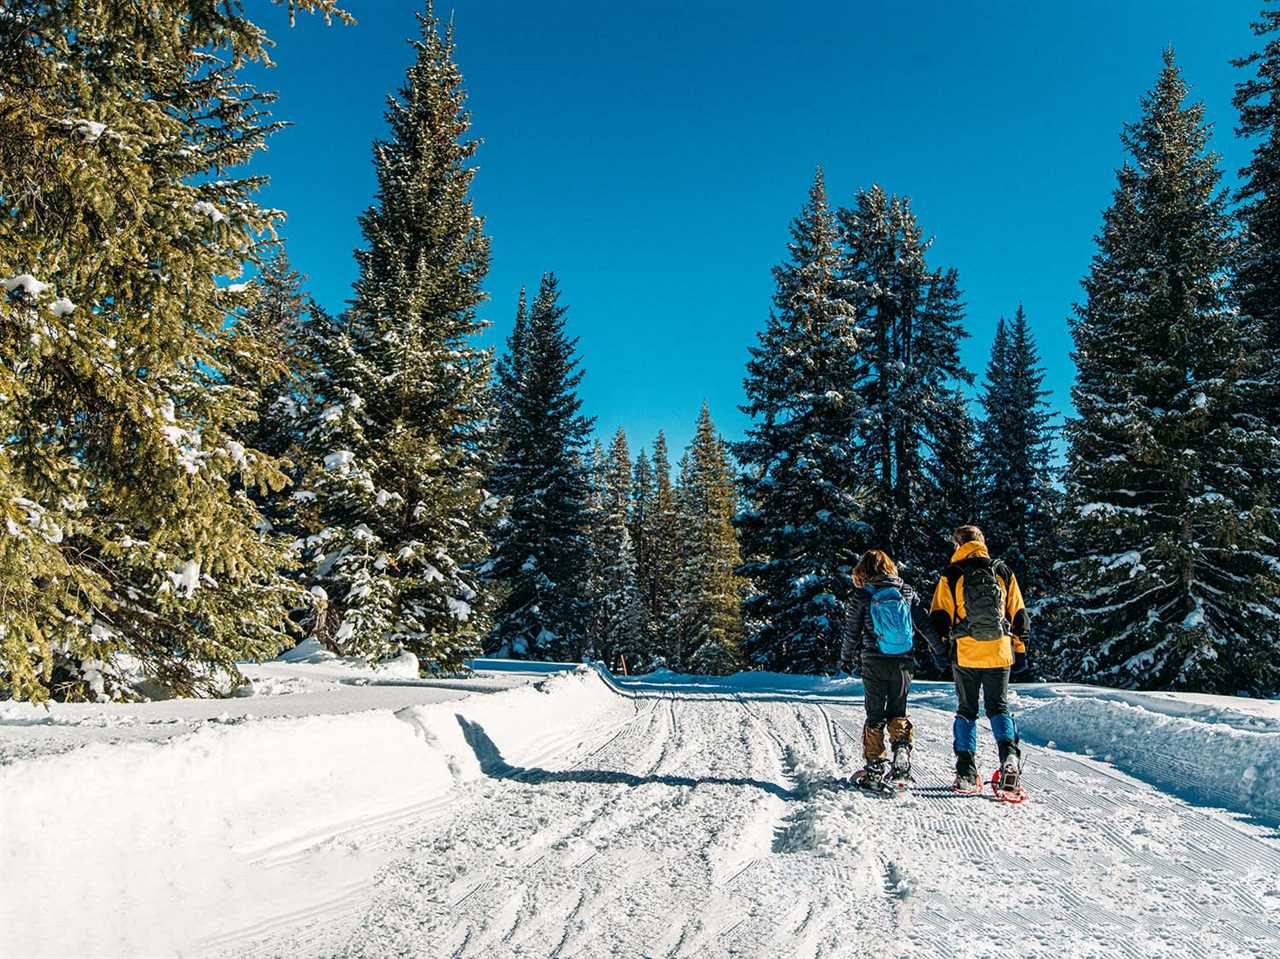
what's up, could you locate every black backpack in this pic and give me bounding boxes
[957,561,1009,641]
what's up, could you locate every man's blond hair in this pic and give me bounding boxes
[953,525,985,546]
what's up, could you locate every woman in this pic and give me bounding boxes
[839,549,938,788]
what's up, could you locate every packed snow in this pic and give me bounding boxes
[3,663,1279,958]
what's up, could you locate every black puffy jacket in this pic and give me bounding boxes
[839,575,941,667]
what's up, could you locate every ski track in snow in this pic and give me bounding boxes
[208,676,1280,959]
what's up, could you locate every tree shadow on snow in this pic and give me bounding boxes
[455,714,798,801]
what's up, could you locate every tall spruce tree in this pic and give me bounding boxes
[0,0,346,701]
[294,6,494,671]
[583,430,646,669]
[978,316,1012,541]
[924,393,983,538]
[735,169,870,673]
[223,247,317,541]
[838,187,973,575]
[487,275,594,660]
[1057,52,1280,694]
[630,447,655,605]
[644,432,681,665]
[672,406,746,675]
[1233,1,1280,646]
[495,287,529,433]
[1234,2,1280,361]
[978,306,1060,586]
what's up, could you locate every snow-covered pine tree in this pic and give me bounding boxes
[221,246,317,541]
[583,430,647,670]
[1234,2,1280,370]
[734,169,870,673]
[644,432,682,665]
[294,5,495,671]
[0,0,347,702]
[977,306,1060,587]
[672,405,746,675]
[838,187,974,577]
[582,440,609,660]
[1056,51,1280,694]
[924,393,982,542]
[487,275,594,661]
[630,447,655,607]
[977,316,1012,542]
[1233,1,1280,640]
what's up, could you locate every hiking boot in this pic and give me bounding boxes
[997,740,1021,769]
[952,751,981,792]
[855,759,888,786]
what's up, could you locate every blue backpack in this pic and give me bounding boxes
[868,585,914,656]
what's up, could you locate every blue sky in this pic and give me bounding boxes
[247,0,1259,456]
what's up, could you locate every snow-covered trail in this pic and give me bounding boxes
[212,673,1280,959]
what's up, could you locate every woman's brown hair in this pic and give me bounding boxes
[853,549,898,587]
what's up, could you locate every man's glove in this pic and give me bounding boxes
[1013,649,1027,674]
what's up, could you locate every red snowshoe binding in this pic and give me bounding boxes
[990,755,1029,804]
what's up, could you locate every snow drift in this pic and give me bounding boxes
[1016,688,1280,825]
[0,666,622,959]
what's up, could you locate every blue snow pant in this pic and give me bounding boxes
[951,665,1016,754]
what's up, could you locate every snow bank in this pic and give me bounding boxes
[1017,691,1280,825]
[263,635,422,683]
[0,666,617,959]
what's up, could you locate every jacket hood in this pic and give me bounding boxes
[866,574,906,589]
[950,541,990,564]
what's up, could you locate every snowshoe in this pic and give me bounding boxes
[989,756,1029,804]
[853,760,895,796]
[889,746,914,789]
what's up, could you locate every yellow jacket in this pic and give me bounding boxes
[929,541,1028,669]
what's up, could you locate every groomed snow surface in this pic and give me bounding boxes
[3,660,1280,958]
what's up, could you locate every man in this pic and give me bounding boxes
[929,525,1029,792]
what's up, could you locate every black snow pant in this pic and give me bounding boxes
[952,665,1010,722]
[952,665,1017,766]
[861,656,913,761]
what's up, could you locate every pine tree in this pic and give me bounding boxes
[0,0,347,702]
[630,447,655,605]
[494,288,529,435]
[294,6,494,671]
[735,169,870,673]
[978,317,1013,544]
[672,406,746,675]
[222,246,316,540]
[645,432,682,665]
[583,430,647,669]
[1056,52,1280,694]
[925,393,982,539]
[978,306,1060,586]
[1233,1,1280,653]
[838,187,973,577]
[487,275,594,661]
[1234,2,1280,360]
